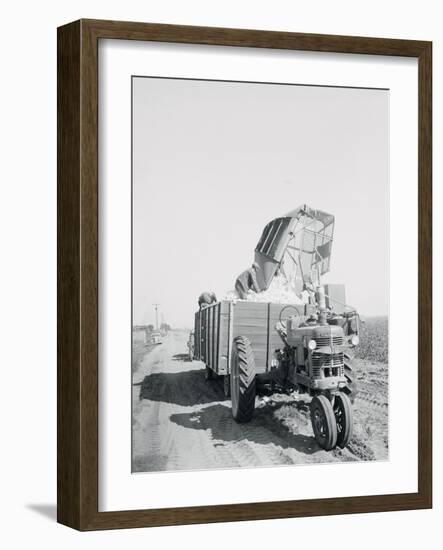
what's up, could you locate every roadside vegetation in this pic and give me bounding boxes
[356,316,388,363]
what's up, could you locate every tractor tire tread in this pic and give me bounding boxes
[335,392,353,448]
[310,395,337,451]
[343,351,358,403]
[232,336,256,423]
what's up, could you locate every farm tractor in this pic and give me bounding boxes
[271,283,359,450]
[194,205,360,451]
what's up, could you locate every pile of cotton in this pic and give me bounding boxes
[223,289,240,301]
[223,275,303,305]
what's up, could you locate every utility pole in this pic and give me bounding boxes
[152,303,160,330]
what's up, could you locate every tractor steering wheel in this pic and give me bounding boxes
[278,305,301,326]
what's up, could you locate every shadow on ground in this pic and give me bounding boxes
[134,368,227,406]
[26,504,57,522]
[170,400,320,455]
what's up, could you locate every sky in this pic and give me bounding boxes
[132,77,389,328]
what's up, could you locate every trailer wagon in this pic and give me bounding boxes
[194,300,311,386]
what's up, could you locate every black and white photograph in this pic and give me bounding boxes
[131,76,389,473]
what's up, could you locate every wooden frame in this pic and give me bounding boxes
[57,19,432,531]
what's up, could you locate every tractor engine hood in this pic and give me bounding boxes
[286,321,345,349]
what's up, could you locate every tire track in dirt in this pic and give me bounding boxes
[132,331,389,472]
[355,390,388,411]
[348,360,389,461]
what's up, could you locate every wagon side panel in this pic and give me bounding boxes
[232,302,305,373]
[196,301,304,376]
[231,302,270,374]
[194,311,201,359]
[195,302,230,376]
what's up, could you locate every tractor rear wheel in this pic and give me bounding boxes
[343,351,358,403]
[230,336,256,423]
[333,393,353,448]
[310,395,337,450]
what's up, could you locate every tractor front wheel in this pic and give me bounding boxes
[310,395,337,450]
[230,336,256,423]
[333,392,353,448]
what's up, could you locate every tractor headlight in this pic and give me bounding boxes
[351,334,360,346]
[308,339,317,350]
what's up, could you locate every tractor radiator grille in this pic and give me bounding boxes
[315,335,344,347]
[312,352,344,378]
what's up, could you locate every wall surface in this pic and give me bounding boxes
[0,0,440,547]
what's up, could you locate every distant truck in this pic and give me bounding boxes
[192,205,360,451]
[148,330,162,345]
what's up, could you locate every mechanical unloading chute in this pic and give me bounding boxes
[253,204,335,293]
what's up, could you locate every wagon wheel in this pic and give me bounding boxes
[333,393,353,448]
[310,395,337,450]
[343,351,358,403]
[223,375,231,398]
[230,336,256,423]
[205,366,214,380]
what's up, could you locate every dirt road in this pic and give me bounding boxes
[132,330,388,472]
